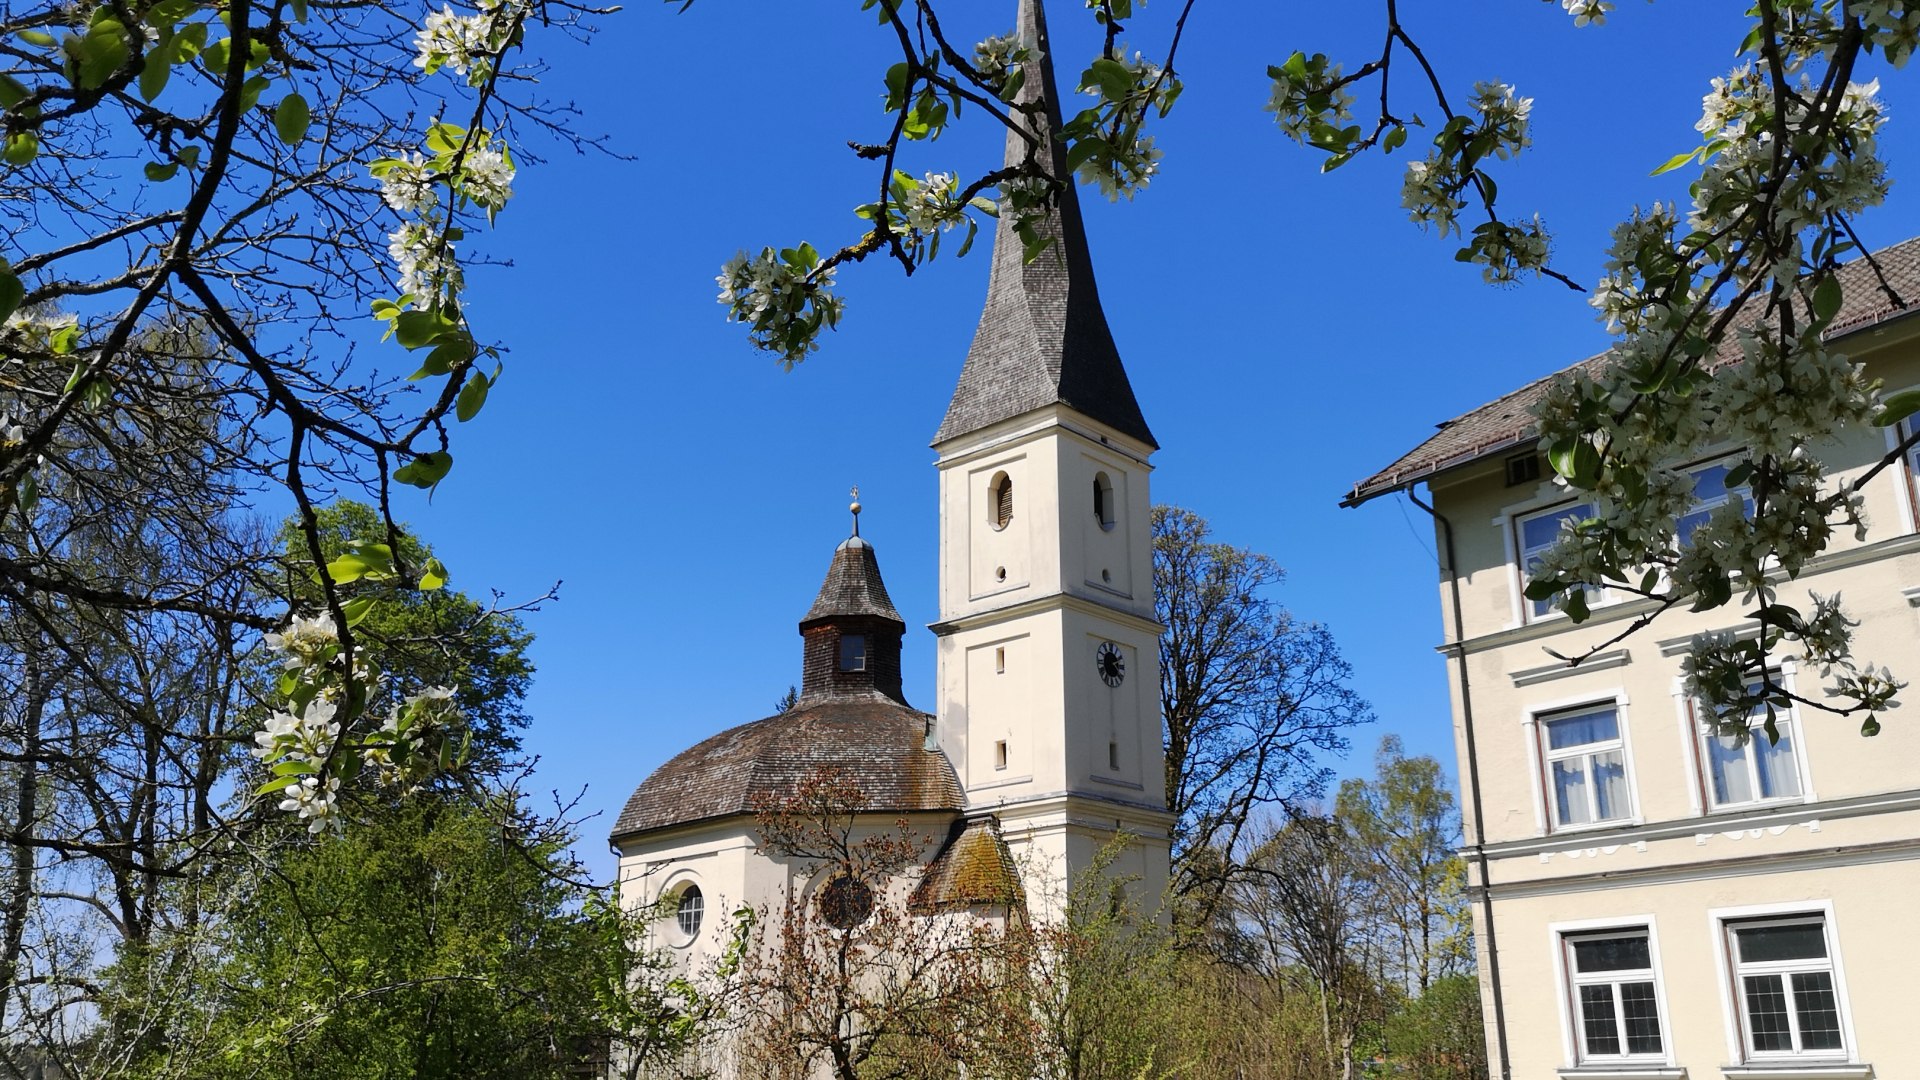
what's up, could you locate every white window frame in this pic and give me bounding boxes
[1514,498,1608,624]
[1530,696,1640,833]
[1888,399,1920,535]
[1675,453,1755,550]
[1709,903,1858,1065]
[1556,924,1672,1066]
[1687,664,1816,813]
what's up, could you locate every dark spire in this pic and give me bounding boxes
[799,533,907,703]
[932,0,1156,450]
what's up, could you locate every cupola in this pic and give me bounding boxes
[798,520,907,705]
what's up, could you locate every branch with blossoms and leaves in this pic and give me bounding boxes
[709,0,1920,743]
[0,0,611,831]
[700,0,1188,368]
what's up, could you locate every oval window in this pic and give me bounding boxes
[988,471,1013,531]
[1093,471,1115,530]
[676,884,704,940]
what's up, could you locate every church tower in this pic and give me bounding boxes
[931,0,1173,915]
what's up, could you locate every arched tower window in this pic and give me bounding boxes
[1093,471,1115,530]
[988,471,1013,531]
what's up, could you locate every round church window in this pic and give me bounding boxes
[676,884,704,940]
[818,874,875,930]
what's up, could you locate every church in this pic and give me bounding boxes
[609,0,1172,965]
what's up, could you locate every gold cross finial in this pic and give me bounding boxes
[849,485,862,537]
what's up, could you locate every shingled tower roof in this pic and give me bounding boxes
[932,0,1156,450]
[801,536,904,627]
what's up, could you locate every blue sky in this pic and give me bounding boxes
[380,1,1920,878]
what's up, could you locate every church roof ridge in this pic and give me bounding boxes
[931,0,1156,450]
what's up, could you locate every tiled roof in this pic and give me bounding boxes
[801,536,903,627]
[1342,236,1920,507]
[609,699,963,842]
[931,0,1156,450]
[909,815,1025,914]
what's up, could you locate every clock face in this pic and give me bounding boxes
[1096,641,1126,688]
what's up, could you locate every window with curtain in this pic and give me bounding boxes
[1539,704,1632,829]
[1696,684,1803,809]
[1517,501,1600,619]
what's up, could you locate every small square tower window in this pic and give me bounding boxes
[839,634,867,672]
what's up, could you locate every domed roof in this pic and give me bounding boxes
[610,697,964,842]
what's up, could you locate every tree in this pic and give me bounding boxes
[704,0,1917,732]
[1153,505,1371,926]
[275,501,541,778]
[0,0,605,842]
[127,798,715,1080]
[1335,736,1470,995]
[737,768,1033,1080]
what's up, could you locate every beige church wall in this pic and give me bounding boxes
[1487,857,1920,1077]
[937,614,1066,803]
[1056,429,1155,624]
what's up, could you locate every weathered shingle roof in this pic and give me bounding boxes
[610,699,964,842]
[909,816,1025,914]
[932,0,1156,450]
[801,536,903,627]
[1342,236,1920,507]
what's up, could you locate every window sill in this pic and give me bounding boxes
[1549,816,1642,837]
[1558,1066,1686,1079]
[1720,1064,1872,1080]
[1705,795,1812,816]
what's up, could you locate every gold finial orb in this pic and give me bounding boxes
[849,485,862,535]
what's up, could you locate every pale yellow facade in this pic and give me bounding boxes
[1414,318,1920,1080]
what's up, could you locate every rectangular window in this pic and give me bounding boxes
[1564,930,1665,1062]
[838,634,867,672]
[1676,459,1755,548]
[1539,704,1631,829]
[1696,686,1803,809]
[994,740,1008,770]
[1518,501,1599,619]
[1728,917,1846,1059]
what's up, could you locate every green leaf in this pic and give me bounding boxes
[256,775,303,795]
[290,0,309,22]
[0,270,21,325]
[1650,148,1699,176]
[455,370,489,422]
[274,91,310,145]
[340,595,376,627]
[200,35,230,72]
[393,451,453,489]
[1874,387,1920,427]
[1811,274,1842,323]
[326,543,395,584]
[1862,714,1882,737]
[17,29,56,47]
[425,122,466,154]
[1085,57,1132,102]
[1384,124,1407,152]
[0,75,26,110]
[143,161,179,181]
[394,309,459,350]
[3,132,39,167]
[237,73,271,112]
[419,557,448,590]
[76,19,131,89]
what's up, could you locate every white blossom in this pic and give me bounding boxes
[278,774,343,833]
[265,611,340,668]
[461,145,515,211]
[414,5,494,79]
[388,223,463,300]
[379,153,440,214]
[1561,0,1613,27]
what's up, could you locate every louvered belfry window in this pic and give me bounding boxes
[991,472,1013,530]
